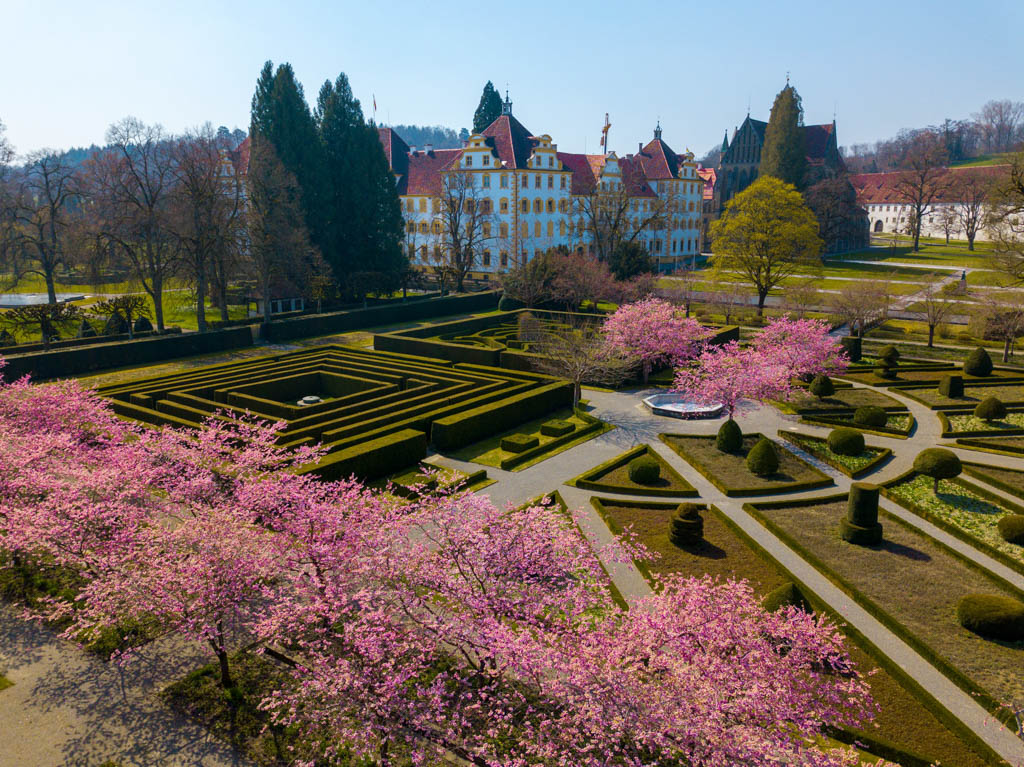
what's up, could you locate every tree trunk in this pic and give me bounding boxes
[757,289,767,317]
[933,476,939,494]
[262,273,272,325]
[196,270,208,333]
[152,274,165,331]
[967,234,975,252]
[218,281,229,323]
[1005,338,1012,363]
[928,324,935,347]
[642,361,650,384]
[573,381,581,407]
[44,271,57,305]
[216,647,233,689]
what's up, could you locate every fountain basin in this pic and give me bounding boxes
[297,395,323,406]
[643,393,723,419]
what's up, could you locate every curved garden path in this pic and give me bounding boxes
[434,380,1024,765]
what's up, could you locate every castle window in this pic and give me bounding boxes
[432,198,439,213]
[483,155,490,166]
[522,175,529,188]
[534,174,541,188]
[500,252,508,267]
[546,198,554,213]
[547,221,553,237]
[500,222,508,237]
[483,174,491,188]
[534,221,541,237]
[500,174,508,188]
[465,156,472,167]
[420,245,428,259]
[483,222,491,237]
[548,156,553,167]
[482,250,491,266]
[419,222,428,234]
[520,222,528,237]
[559,220,565,236]
[419,198,427,212]
[560,175,567,189]
[432,221,441,235]
[548,174,553,188]
[521,200,529,214]
[433,245,441,259]
[408,244,415,258]
[481,199,492,214]
[533,198,542,214]
[558,199,568,213]
[405,199,413,212]
[465,199,475,214]
[406,221,415,234]
[499,198,508,213]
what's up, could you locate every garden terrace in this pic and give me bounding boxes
[591,498,995,767]
[569,446,698,497]
[374,308,739,371]
[745,495,1024,721]
[95,345,572,479]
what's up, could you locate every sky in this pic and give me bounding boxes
[2,0,1021,160]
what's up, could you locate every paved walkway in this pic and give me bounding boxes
[430,380,1024,765]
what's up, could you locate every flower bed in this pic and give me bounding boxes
[944,411,1024,434]
[777,431,891,478]
[800,412,914,438]
[569,446,698,497]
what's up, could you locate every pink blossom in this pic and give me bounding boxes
[604,298,712,383]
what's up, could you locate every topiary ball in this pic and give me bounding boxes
[745,437,779,477]
[963,347,993,377]
[669,503,704,546]
[938,374,964,398]
[716,418,742,454]
[913,447,962,492]
[809,374,835,398]
[853,405,888,428]
[827,427,865,457]
[628,455,661,485]
[957,594,1024,641]
[974,396,1007,423]
[997,514,1024,545]
[762,582,810,613]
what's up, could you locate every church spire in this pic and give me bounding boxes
[501,89,512,116]
[654,120,662,140]
[721,130,729,153]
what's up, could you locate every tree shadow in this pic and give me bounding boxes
[876,539,932,562]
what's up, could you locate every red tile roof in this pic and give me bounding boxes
[479,114,536,169]
[850,164,1010,205]
[618,156,658,197]
[697,167,716,200]
[556,152,603,195]
[802,123,835,166]
[230,136,250,176]
[404,148,462,195]
[636,137,681,180]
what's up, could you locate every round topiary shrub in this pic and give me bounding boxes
[716,418,742,454]
[974,396,1007,423]
[745,437,779,477]
[809,374,835,398]
[963,346,994,377]
[669,503,704,546]
[853,405,888,428]
[762,582,810,613]
[913,447,962,493]
[956,594,1024,641]
[997,514,1024,545]
[878,345,900,366]
[628,455,661,485]
[827,427,865,457]
[938,374,964,398]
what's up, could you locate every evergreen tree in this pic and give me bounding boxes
[472,81,503,133]
[316,73,406,295]
[759,84,808,189]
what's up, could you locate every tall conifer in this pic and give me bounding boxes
[759,84,807,189]
[472,81,503,133]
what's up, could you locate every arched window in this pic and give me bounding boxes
[419,222,428,234]
[419,244,428,259]
[481,199,492,214]
[432,221,441,235]
[465,199,475,214]
[406,221,415,234]
[558,199,568,213]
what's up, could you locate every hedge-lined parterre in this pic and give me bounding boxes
[95,345,573,479]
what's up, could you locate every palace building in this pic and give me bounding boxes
[377,94,705,278]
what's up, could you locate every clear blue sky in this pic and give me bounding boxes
[2,0,1021,159]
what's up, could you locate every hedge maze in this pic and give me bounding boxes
[97,345,572,479]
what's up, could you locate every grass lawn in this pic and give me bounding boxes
[800,413,914,436]
[945,411,1024,433]
[660,434,832,496]
[957,436,1024,455]
[595,498,993,767]
[885,474,1024,570]
[784,387,906,414]
[570,446,697,497]
[904,382,1024,407]
[777,431,890,478]
[752,499,1024,710]
[836,242,995,269]
[961,462,1024,501]
[447,407,612,471]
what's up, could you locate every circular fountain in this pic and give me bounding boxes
[643,393,723,419]
[297,395,323,407]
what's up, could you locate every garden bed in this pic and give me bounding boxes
[800,412,914,438]
[776,430,891,478]
[784,387,907,414]
[592,497,995,767]
[659,433,833,497]
[961,462,1024,501]
[569,446,698,497]
[939,410,1024,438]
[956,435,1024,456]
[901,382,1024,410]
[882,472,1024,576]
[744,496,1024,723]
[374,461,493,497]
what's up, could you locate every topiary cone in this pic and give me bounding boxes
[963,346,993,377]
[809,374,834,398]
[716,418,742,454]
[745,437,779,477]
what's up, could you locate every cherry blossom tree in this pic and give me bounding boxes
[604,297,712,383]
[752,315,850,380]
[672,340,794,419]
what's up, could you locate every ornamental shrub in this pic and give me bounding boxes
[956,594,1024,641]
[628,455,661,485]
[840,517,883,545]
[827,427,865,456]
[998,514,1024,545]
[913,447,962,493]
[716,418,742,453]
[876,344,900,378]
[853,406,888,428]
[498,295,524,312]
[103,313,129,335]
[77,319,97,338]
[840,335,862,363]
[762,582,810,613]
[809,375,834,398]
[963,346,993,377]
[540,419,575,437]
[134,315,154,333]
[847,482,880,527]
[974,396,1007,423]
[500,433,540,453]
[669,503,704,546]
[937,374,964,398]
[745,437,779,477]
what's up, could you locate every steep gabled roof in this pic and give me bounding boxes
[479,114,536,169]
[802,123,835,165]
[697,167,716,199]
[404,148,462,196]
[849,165,1009,205]
[556,152,604,195]
[617,156,658,198]
[378,127,410,177]
[637,137,681,180]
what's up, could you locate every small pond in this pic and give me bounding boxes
[643,393,723,419]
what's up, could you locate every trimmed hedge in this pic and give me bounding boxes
[298,428,427,481]
[776,431,892,479]
[570,445,699,498]
[669,503,704,546]
[745,437,779,477]
[716,418,742,453]
[840,335,862,362]
[998,514,1024,545]
[809,374,834,398]
[853,405,888,428]
[956,594,1024,641]
[540,419,575,437]
[500,433,539,453]
[431,380,573,451]
[499,408,606,471]
[0,327,253,381]
[848,482,881,527]
[762,581,810,613]
[938,374,963,398]
[974,396,1007,422]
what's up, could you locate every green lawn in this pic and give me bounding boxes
[778,431,890,478]
[570,446,697,496]
[904,382,1024,407]
[785,387,906,414]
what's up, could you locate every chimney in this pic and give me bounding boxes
[425,143,433,154]
[409,145,417,154]
[638,142,642,154]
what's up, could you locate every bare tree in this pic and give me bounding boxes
[891,132,949,252]
[88,118,180,330]
[916,274,958,347]
[244,135,319,324]
[782,278,821,319]
[532,322,633,405]
[974,100,1024,155]
[433,170,494,292]
[91,295,150,340]
[7,151,82,304]
[2,302,81,347]
[550,250,616,311]
[973,292,1024,362]
[953,172,993,251]
[574,181,678,262]
[666,266,698,318]
[170,124,242,332]
[988,152,1024,284]
[937,206,959,244]
[829,280,891,337]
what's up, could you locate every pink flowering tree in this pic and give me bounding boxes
[604,297,712,383]
[753,315,850,381]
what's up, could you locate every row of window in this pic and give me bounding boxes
[403,189,700,215]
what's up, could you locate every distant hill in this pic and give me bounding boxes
[386,124,465,150]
